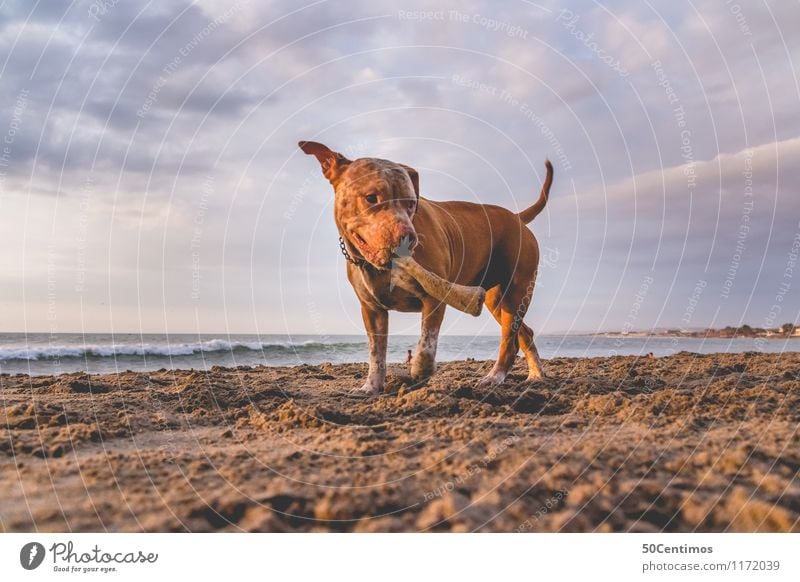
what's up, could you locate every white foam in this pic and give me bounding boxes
[0,338,334,361]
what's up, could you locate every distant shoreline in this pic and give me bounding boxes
[597,326,800,340]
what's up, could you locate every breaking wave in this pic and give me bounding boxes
[0,338,365,361]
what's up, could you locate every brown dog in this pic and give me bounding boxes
[299,141,553,394]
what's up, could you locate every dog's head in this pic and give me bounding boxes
[299,140,419,269]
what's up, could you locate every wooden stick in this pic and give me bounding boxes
[393,256,485,317]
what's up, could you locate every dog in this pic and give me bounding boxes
[299,141,553,394]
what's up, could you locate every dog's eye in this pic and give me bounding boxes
[365,193,378,204]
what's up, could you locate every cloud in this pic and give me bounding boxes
[0,0,798,334]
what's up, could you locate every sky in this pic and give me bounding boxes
[0,0,798,336]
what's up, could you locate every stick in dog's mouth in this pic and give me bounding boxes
[392,235,414,259]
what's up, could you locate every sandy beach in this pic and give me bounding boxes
[1,351,798,532]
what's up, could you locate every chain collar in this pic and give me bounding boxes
[339,236,368,268]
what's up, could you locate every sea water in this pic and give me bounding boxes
[0,332,796,376]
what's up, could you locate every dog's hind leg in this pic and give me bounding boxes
[517,322,545,380]
[477,307,520,387]
[478,286,517,387]
[479,282,543,386]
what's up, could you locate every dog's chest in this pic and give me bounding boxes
[347,265,426,312]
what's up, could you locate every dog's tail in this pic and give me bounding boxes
[517,160,553,224]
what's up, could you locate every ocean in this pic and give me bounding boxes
[0,332,797,376]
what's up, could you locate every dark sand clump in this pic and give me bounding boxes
[1,352,798,532]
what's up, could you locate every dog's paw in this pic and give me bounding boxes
[525,371,546,382]
[349,381,381,396]
[410,348,436,385]
[476,371,507,389]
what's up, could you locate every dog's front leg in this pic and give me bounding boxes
[411,300,446,384]
[355,304,388,395]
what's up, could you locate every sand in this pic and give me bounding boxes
[1,351,798,532]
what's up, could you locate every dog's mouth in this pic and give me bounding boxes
[351,231,370,252]
[348,230,415,268]
[349,231,388,266]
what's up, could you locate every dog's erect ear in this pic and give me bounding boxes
[398,164,419,200]
[298,141,350,183]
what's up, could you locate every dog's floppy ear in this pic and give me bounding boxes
[298,141,350,183]
[398,163,419,200]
